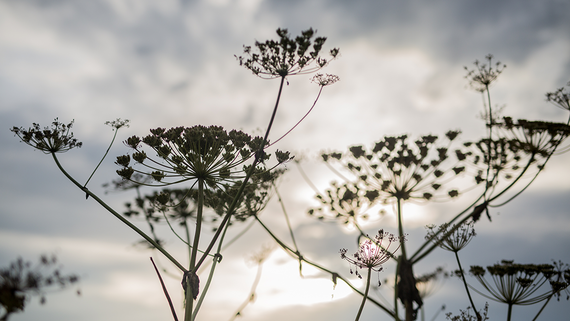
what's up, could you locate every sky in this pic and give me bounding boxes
[1,0,570,320]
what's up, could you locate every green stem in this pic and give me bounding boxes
[193,218,231,319]
[190,179,204,270]
[51,153,186,272]
[354,268,372,321]
[186,179,204,321]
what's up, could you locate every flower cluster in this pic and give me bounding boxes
[322,132,465,204]
[11,119,82,154]
[205,168,283,225]
[115,125,292,188]
[0,255,79,319]
[464,54,506,93]
[235,28,339,79]
[445,303,489,321]
[495,117,570,158]
[415,267,449,299]
[469,260,569,306]
[340,230,404,279]
[425,221,476,253]
[546,81,570,111]
[308,182,375,225]
[461,118,570,184]
[311,73,340,86]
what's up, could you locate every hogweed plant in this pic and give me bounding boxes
[9,28,570,321]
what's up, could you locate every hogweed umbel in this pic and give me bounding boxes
[235,28,339,79]
[11,118,82,154]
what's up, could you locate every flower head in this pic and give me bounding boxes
[311,73,340,86]
[309,182,374,225]
[11,118,82,153]
[464,54,506,92]
[236,28,339,79]
[425,221,476,253]
[469,260,564,306]
[115,125,291,188]
[322,132,465,204]
[340,230,404,279]
[105,118,130,130]
[545,81,570,111]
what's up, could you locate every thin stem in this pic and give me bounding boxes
[274,183,299,252]
[532,295,552,321]
[193,217,231,319]
[228,259,264,321]
[84,127,119,188]
[274,182,304,274]
[193,76,286,272]
[254,215,396,318]
[51,153,186,272]
[150,257,179,321]
[192,255,220,320]
[454,251,480,321]
[268,85,324,147]
[354,268,372,321]
[294,160,321,195]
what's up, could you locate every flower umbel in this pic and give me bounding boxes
[236,28,339,79]
[340,229,404,278]
[464,54,506,93]
[311,73,340,86]
[116,125,291,188]
[425,221,476,253]
[545,81,570,112]
[323,132,465,204]
[11,118,82,153]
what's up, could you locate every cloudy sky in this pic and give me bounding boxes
[1,0,569,320]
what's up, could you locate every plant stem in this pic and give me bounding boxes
[190,179,204,270]
[51,153,186,272]
[254,215,396,318]
[193,219,231,320]
[193,76,286,272]
[506,303,513,321]
[186,179,204,321]
[84,125,119,188]
[532,295,552,321]
[354,268,372,321]
[396,198,407,256]
[454,251,480,321]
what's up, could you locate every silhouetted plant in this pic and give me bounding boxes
[469,260,569,321]
[0,255,79,321]
[10,29,570,321]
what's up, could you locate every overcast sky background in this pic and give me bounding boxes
[1,0,570,320]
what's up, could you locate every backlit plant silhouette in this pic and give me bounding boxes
[10,28,570,321]
[0,255,79,321]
